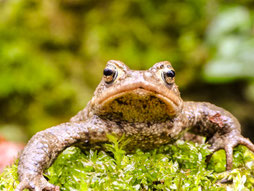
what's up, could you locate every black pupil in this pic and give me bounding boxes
[165,70,175,78]
[103,68,114,76]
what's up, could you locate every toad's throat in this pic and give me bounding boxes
[97,89,180,122]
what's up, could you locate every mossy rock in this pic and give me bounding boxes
[1,136,254,190]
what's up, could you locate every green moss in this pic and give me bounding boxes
[1,137,254,190]
[0,160,19,191]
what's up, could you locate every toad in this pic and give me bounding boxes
[16,60,254,191]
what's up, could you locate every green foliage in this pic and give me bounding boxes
[204,6,254,83]
[1,138,254,190]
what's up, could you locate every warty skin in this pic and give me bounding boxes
[16,60,254,191]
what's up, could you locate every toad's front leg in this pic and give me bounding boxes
[16,116,118,191]
[182,101,254,170]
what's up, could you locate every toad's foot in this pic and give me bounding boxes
[15,175,59,191]
[207,131,254,170]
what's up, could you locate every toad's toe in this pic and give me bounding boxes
[207,132,254,170]
[16,175,59,191]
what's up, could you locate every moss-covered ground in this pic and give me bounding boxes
[1,136,254,190]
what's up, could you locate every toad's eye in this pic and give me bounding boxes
[103,66,117,84]
[162,70,175,85]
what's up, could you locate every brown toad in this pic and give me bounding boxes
[16,60,254,191]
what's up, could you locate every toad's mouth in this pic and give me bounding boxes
[93,83,183,122]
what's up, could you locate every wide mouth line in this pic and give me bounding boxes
[98,84,179,107]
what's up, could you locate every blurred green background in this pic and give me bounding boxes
[0,0,254,143]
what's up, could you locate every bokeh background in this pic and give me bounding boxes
[0,0,254,144]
